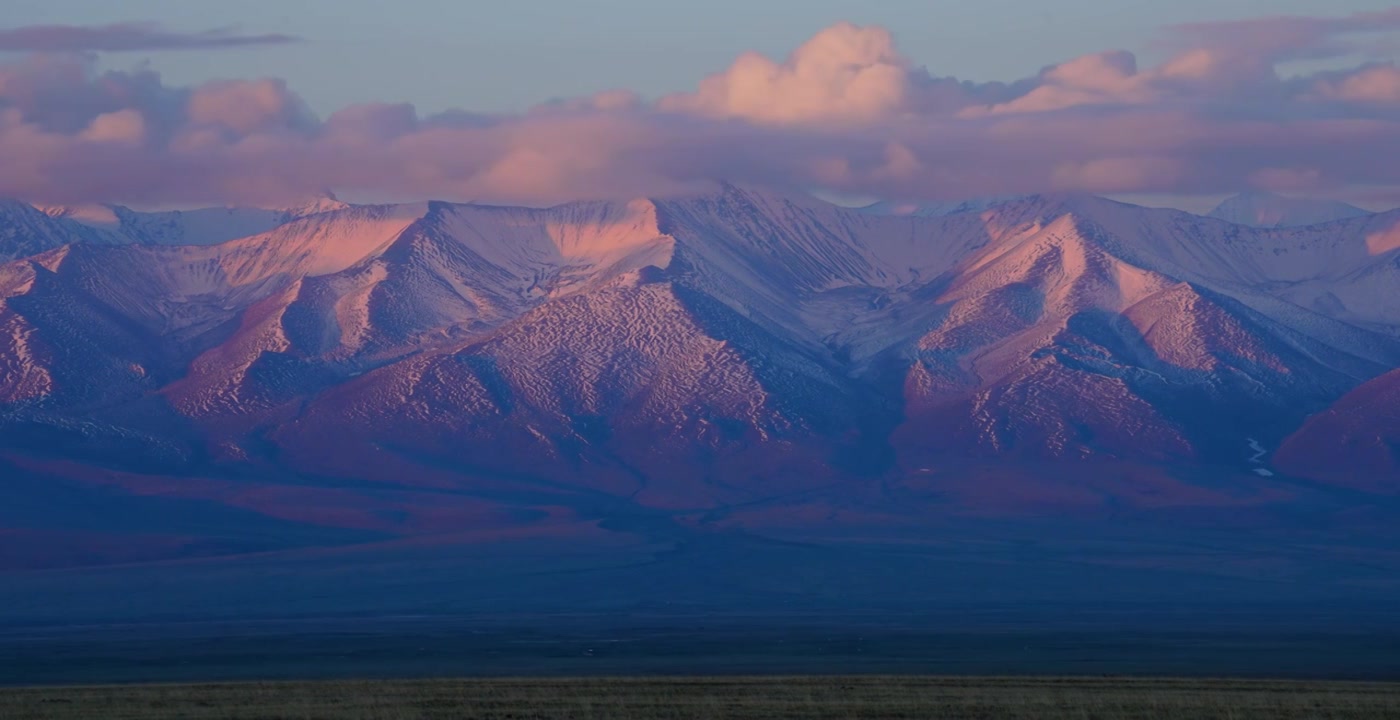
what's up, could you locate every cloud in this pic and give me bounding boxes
[185,79,315,136]
[1,11,1400,208]
[658,23,914,125]
[0,23,299,53]
[81,108,146,144]
[970,51,1154,115]
[1165,8,1400,64]
[1311,63,1400,104]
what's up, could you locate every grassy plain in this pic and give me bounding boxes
[3,676,1399,719]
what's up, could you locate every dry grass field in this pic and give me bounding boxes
[2,676,1399,719]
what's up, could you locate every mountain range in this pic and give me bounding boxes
[1,186,1398,618]
[1205,191,1372,229]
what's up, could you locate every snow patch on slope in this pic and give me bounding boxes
[429,198,675,296]
[42,204,287,246]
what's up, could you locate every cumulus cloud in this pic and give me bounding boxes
[0,23,299,53]
[656,22,993,125]
[185,79,315,136]
[1,10,1400,207]
[658,23,918,125]
[80,108,146,145]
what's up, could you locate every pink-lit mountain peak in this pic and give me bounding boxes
[3,189,1397,453]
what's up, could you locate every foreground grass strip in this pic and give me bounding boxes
[2,676,1399,720]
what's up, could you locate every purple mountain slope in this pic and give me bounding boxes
[0,187,1398,591]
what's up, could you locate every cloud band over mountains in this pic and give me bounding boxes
[1,11,1400,206]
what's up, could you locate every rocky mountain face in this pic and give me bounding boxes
[2,186,1399,573]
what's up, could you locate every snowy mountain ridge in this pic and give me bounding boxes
[1,185,1398,496]
[1206,190,1372,228]
[33,192,351,249]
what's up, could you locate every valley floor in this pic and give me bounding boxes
[3,676,1399,720]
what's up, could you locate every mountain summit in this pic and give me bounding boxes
[0,188,1398,576]
[1206,190,1371,228]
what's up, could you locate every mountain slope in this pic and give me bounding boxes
[0,202,127,262]
[1275,369,1400,492]
[40,193,349,247]
[43,204,288,246]
[1207,191,1371,228]
[272,273,865,507]
[0,188,1397,542]
[882,199,1386,466]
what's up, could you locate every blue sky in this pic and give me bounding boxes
[6,0,1400,114]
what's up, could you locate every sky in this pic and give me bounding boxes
[7,0,1400,113]
[3,1,1400,208]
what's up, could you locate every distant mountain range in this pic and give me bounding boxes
[0,185,1397,582]
[1205,191,1372,228]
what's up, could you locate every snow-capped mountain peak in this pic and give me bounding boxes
[276,191,352,220]
[1207,190,1371,228]
[1,186,1399,503]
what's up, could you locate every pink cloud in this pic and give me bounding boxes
[1311,63,1400,104]
[970,51,1155,115]
[185,78,313,136]
[80,108,145,144]
[1,11,1400,208]
[657,23,935,125]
